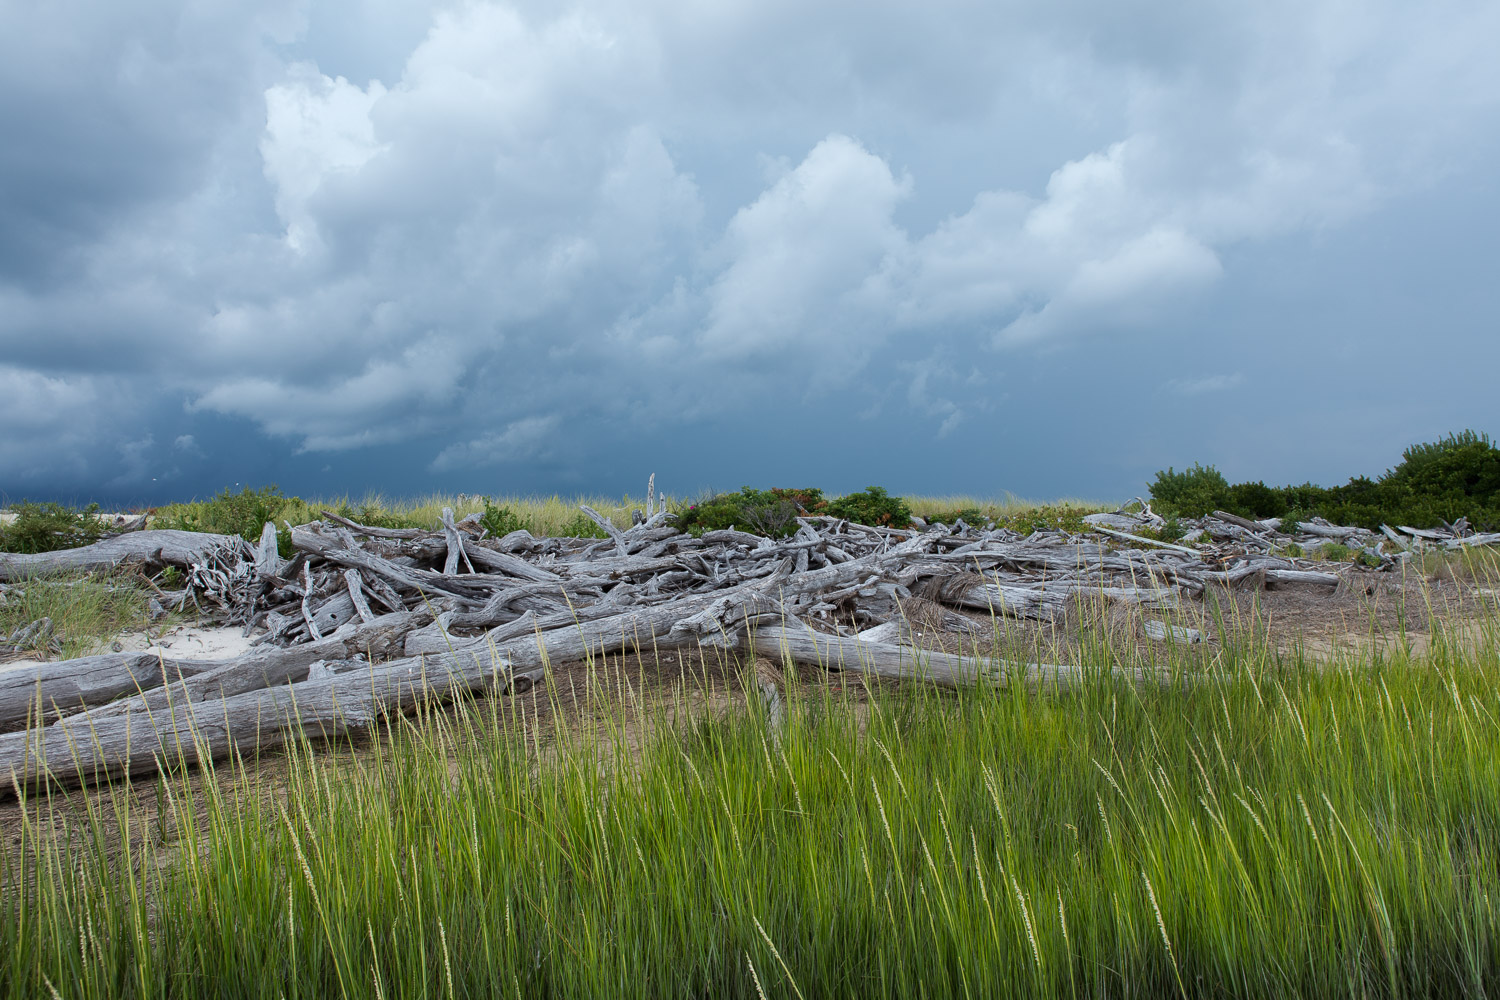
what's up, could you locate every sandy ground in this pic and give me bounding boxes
[0,509,139,527]
[97,622,259,661]
[0,624,258,670]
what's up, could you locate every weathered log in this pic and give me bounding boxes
[74,610,428,724]
[745,623,1166,691]
[1143,621,1202,644]
[0,530,250,583]
[1264,568,1340,587]
[1091,526,1203,557]
[0,651,224,731]
[1211,511,1277,536]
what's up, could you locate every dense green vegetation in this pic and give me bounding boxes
[0,502,107,554]
[675,485,914,538]
[1151,430,1500,529]
[5,621,1500,998]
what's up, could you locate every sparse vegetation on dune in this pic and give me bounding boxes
[0,573,157,660]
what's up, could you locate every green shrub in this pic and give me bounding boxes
[480,502,526,538]
[675,487,818,539]
[1149,463,1231,517]
[154,485,297,557]
[1226,480,1286,518]
[0,502,106,553]
[330,501,430,532]
[1136,515,1186,543]
[825,486,912,528]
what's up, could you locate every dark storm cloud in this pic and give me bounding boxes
[1,0,1497,504]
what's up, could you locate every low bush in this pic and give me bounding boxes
[1148,464,1231,518]
[479,501,526,538]
[0,502,106,554]
[922,507,986,526]
[560,512,611,539]
[676,487,824,538]
[825,486,911,528]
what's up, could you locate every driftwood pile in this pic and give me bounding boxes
[0,487,1493,793]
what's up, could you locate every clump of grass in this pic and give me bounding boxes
[0,573,152,659]
[6,606,1500,997]
[1419,546,1500,584]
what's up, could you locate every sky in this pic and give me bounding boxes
[1,0,1497,507]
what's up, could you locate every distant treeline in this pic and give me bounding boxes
[1150,430,1500,530]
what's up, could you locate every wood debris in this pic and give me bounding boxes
[1,482,1493,792]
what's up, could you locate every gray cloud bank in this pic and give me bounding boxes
[2,0,1498,503]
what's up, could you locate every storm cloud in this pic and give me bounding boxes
[2,0,1497,503]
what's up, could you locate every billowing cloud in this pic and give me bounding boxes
[431,416,560,472]
[1,0,1497,499]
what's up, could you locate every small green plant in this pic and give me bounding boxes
[479,501,526,538]
[1318,542,1352,562]
[0,501,106,553]
[331,500,430,532]
[561,512,611,539]
[923,507,985,526]
[1137,515,1186,543]
[825,486,912,528]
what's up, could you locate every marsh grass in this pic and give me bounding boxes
[0,573,154,660]
[4,588,1500,998]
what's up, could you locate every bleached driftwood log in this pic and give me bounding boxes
[0,530,251,582]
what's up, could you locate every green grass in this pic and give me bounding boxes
[0,573,155,660]
[5,608,1500,997]
[140,489,1112,541]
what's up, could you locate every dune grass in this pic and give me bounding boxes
[142,487,1115,543]
[0,574,155,660]
[4,603,1500,998]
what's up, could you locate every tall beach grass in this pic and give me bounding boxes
[3,601,1500,998]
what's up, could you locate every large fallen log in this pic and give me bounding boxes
[0,652,224,732]
[748,624,1169,690]
[0,530,250,582]
[0,611,429,733]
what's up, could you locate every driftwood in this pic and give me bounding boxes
[0,530,251,582]
[2,474,1493,793]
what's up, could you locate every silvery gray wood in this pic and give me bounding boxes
[0,530,251,582]
[0,651,223,731]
